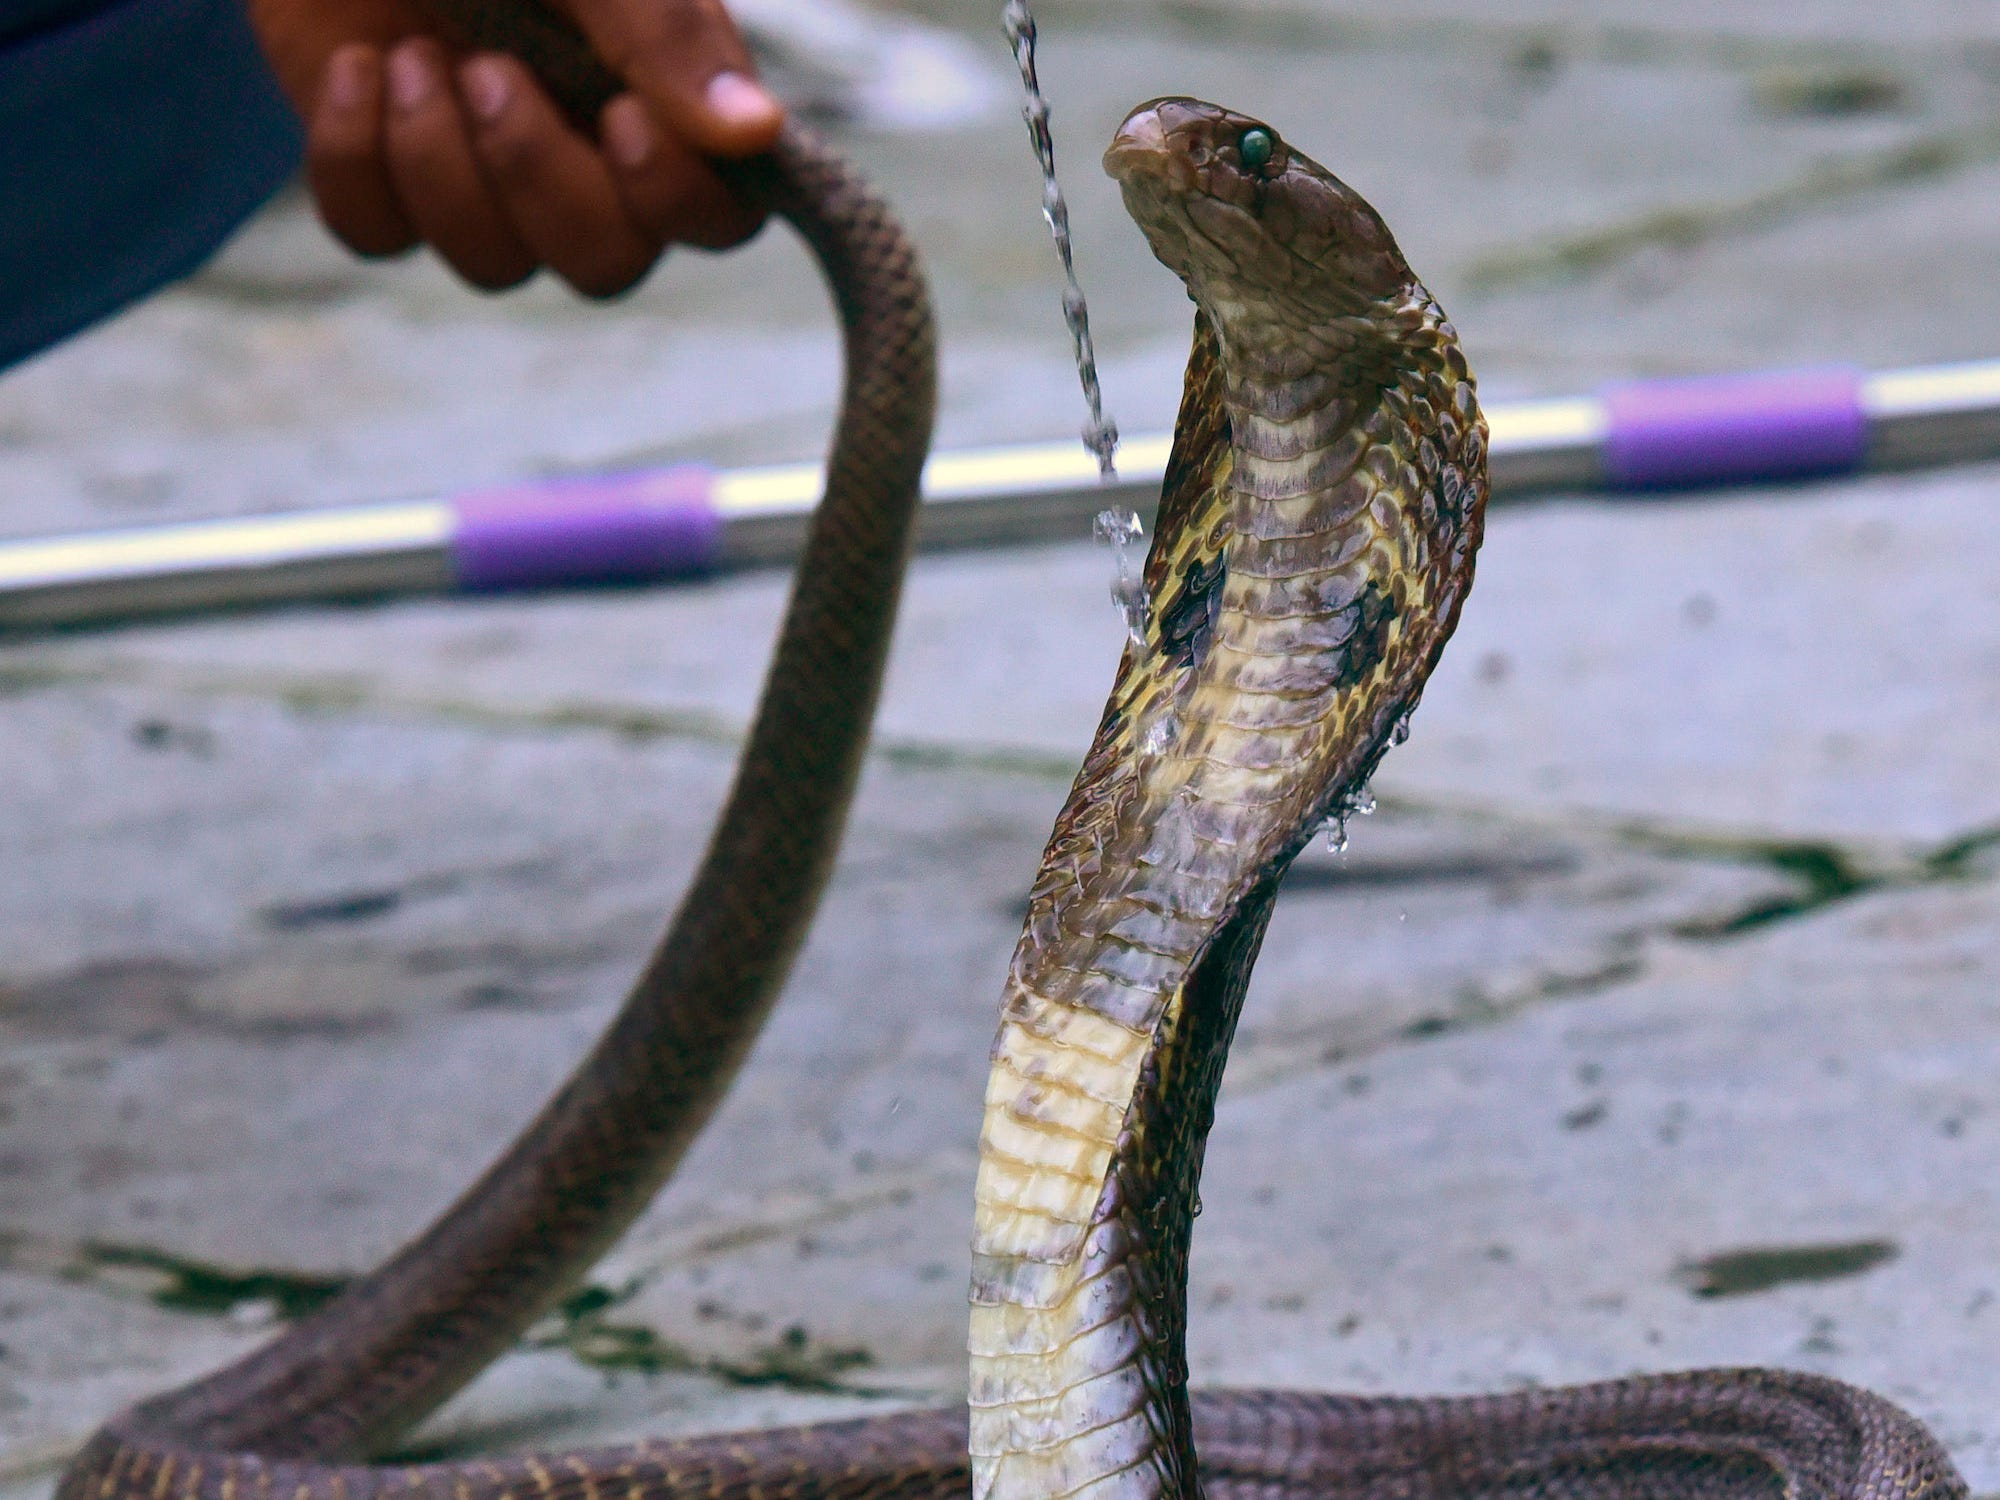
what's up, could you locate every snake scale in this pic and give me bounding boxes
[47,10,1970,1500]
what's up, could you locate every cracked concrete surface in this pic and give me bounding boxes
[5,0,2000,1496]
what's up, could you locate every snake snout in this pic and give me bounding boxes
[1105,97,1285,197]
[1103,102,1196,191]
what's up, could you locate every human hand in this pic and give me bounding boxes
[247,0,785,296]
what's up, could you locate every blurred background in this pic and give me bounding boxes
[4,1,2000,1497]
[7,0,2000,531]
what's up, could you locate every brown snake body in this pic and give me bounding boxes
[50,21,1970,1500]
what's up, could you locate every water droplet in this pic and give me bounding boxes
[1111,582,1148,642]
[1095,507,1149,643]
[1093,506,1143,545]
[1390,710,1414,746]
[1191,1194,1204,1219]
[1319,784,1374,854]
[1005,0,1118,478]
[1142,712,1179,756]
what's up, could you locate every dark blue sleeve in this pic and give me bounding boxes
[0,0,305,372]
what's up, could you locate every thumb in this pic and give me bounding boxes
[553,0,782,156]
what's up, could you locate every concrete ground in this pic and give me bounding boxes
[4,0,2000,1494]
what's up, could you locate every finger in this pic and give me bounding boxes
[458,55,659,297]
[600,94,764,251]
[307,45,419,257]
[245,0,431,111]
[382,39,537,290]
[557,0,783,156]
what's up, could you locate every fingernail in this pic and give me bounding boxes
[603,97,656,169]
[386,46,433,112]
[704,71,778,129]
[323,47,371,112]
[460,57,510,124]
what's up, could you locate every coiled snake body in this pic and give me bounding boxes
[50,26,1969,1500]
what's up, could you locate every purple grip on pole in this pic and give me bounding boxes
[1603,366,1867,491]
[448,466,718,592]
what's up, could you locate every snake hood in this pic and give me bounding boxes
[1105,97,1414,335]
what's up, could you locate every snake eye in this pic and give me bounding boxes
[1238,127,1276,170]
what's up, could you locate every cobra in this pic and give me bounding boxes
[48,19,1970,1500]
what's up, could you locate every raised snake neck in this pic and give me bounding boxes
[50,22,1971,1500]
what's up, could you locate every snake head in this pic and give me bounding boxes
[1104,97,1412,325]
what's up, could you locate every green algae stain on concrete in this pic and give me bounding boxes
[526,1284,879,1393]
[1678,1239,1899,1299]
[0,1230,351,1321]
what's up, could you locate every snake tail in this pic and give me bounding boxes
[56,108,938,1500]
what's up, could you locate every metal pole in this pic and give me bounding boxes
[4,358,1998,634]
